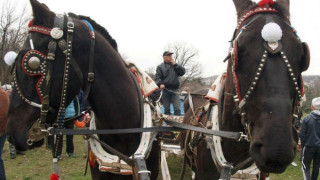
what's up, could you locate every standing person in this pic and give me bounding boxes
[0,89,9,180]
[300,97,320,180]
[155,51,186,116]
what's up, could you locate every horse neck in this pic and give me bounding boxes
[220,61,242,131]
[86,34,141,130]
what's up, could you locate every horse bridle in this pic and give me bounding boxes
[14,14,95,146]
[228,7,309,140]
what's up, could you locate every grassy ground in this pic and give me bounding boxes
[3,135,304,180]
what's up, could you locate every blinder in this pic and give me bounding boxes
[301,42,310,72]
[22,50,45,74]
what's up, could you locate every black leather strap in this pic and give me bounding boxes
[83,31,95,100]
[48,120,241,140]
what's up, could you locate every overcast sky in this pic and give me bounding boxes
[8,0,320,77]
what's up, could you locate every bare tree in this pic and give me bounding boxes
[302,78,320,112]
[164,41,202,87]
[0,0,29,84]
[146,67,155,80]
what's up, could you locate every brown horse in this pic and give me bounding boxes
[181,0,310,179]
[6,0,159,179]
[0,89,9,136]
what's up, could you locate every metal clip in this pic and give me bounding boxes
[88,72,94,82]
[47,127,53,136]
[238,132,249,142]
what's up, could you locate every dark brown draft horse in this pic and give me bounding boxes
[6,0,159,179]
[181,0,310,179]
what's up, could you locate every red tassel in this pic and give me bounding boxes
[50,173,59,180]
[28,20,34,27]
[259,0,274,7]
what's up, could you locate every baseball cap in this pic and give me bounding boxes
[163,51,174,56]
[312,97,320,110]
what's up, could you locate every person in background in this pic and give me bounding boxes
[300,97,320,180]
[48,97,80,159]
[0,89,9,179]
[155,51,185,116]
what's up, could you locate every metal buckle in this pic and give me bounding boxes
[41,108,49,116]
[46,127,53,136]
[238,132,249,142]
[67,22,74,29]
[88,72,94,82]
[67,22,74,33]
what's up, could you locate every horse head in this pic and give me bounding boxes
[6,0,126,152]
[227,0,309,173]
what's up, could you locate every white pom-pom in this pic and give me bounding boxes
[4,51,17,66]
[261,22,282,42]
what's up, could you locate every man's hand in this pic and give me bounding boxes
[169,57,176,65]
[160,84,165,89]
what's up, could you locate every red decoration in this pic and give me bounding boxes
[259,0,274,7]
[28,20,34,27]
[88,150,96,168]
[50,173,59,180]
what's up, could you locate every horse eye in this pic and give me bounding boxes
[28,56,41,69]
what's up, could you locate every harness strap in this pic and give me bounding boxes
[88,135,135,167]
[52,16,74,158]
[40,15,65,124]
[81,20,95,100]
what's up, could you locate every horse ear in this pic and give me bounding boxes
[300,42,310,72]
[29,0,54,26]
[274,0,290,18]
[232,0,254,17]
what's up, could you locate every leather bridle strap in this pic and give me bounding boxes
[55,16,74,128]
[81,20,95,100]
[40,14,65,124]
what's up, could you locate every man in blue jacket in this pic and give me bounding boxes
[155,51,186,116]
[300,97,320,180]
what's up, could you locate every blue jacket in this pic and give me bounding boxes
[300,110,320,147]
[65,97,80,118]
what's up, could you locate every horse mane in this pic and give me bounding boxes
[68,13,118,52]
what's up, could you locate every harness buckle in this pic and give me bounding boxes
[67,22,74,33]
[47,127,53,136]
[67,22,74,29]
[88,72,94,82]
[238,132,249,142]
[41,108,48,115]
